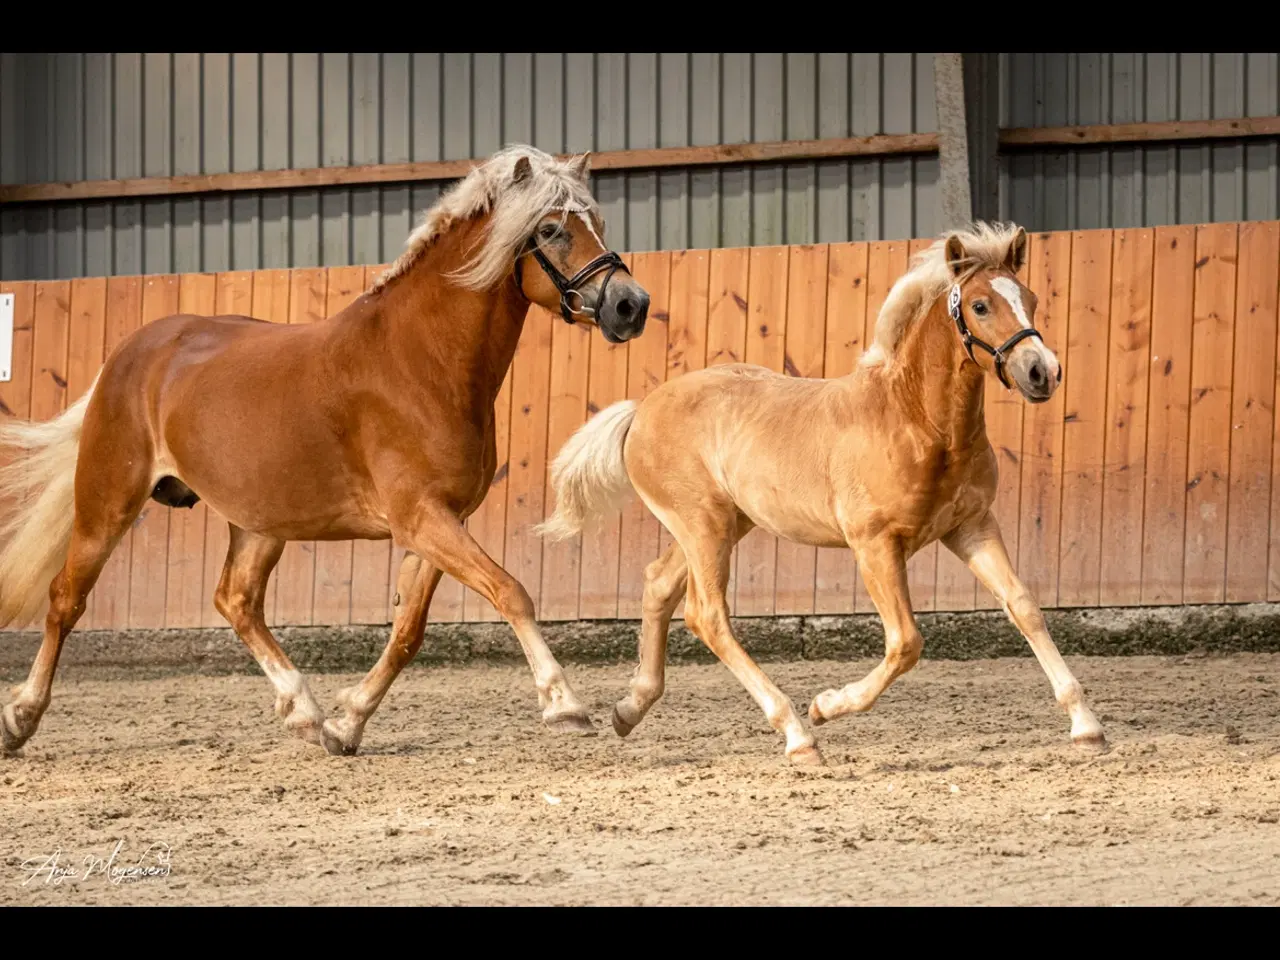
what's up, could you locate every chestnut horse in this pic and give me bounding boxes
[538,222,1107,765]
[0,145,649,757]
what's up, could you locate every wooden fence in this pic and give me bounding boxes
[2,220,1279,631]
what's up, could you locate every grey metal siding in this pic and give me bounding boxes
[0,53,942,281]
[1000,53,1280,230]
[5,53,1280,281]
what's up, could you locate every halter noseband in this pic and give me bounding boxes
[515,229,629,325]
[947,282,1043,391]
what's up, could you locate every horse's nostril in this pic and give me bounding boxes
[1056,367,1063,383]
[616,298,635,319]
[1029,362,1045,385]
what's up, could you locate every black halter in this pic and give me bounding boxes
[947,282,1043,391]
[515,233,629,325]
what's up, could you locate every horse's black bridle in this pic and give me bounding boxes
[947,282,1043,391]
[515,230,629,325]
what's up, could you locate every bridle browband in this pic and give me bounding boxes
[947,281,1042,391]
[514,219,629,325]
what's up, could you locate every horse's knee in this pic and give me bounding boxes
[888,628,923,673]
[494,578,536,624]
[1005,584,1045,631]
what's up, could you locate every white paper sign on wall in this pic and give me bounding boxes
[0,293,13,383]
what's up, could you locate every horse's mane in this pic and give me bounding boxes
[370,144,601,294]
[860,221,1025,369]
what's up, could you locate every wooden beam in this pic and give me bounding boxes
[3,116,1279,207]
[999,115,1280,148]
[0,133,941,205]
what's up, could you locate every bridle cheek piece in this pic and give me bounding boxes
[515,238,629,326]
[947,282,1043,391]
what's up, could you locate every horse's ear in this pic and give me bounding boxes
[1005,226,1028,273]
[570,152,592,181]
[945,235,967,278]
[512,155,533,185]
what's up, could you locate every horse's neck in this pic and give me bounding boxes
[376,227,529,405]
[887,299,988,449]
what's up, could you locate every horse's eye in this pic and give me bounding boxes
[539,224,560,241]
[972,301,988,316]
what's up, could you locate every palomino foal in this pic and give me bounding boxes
[0,145,649,757]
[538,222,1106,764]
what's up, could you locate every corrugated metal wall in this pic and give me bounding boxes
[1000,53,1280,229]
[3,53,1279,282]
[0,53,941,281]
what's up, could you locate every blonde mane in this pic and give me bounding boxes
[860,221,1026,369]
[370,144,601,293]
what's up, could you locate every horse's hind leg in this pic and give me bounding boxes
[213,525,340,754]
[612,542,688,738]
[809,536,923,725]
[322,551,443,754]
[2,524,131,754]
[656,503,821,765]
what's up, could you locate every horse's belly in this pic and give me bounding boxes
[735,489,847,549]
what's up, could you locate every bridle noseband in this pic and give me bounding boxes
[947,282,1043,391]
[515,232,629,325]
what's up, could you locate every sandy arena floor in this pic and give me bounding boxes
[2,653,1278,905]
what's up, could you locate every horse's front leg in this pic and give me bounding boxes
[943,510,1107,752]
[809,535,923,724]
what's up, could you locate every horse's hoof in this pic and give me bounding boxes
[1072,731,1109,755]
[611,705,636,738]
[544,712,598,737]
[319,720,358,757]
[787,743,825,767]
[1,704,32,756]
[808,700,828,727]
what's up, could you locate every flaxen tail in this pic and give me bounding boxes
[0,375,97,628]
[534,398,639,542]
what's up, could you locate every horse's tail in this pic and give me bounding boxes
[0,375,97,628]
[535,398,639,542]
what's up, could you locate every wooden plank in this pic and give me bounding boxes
[1228,222,1279,601]
[501,303,556,618]
[1000,115,1280,149]
[268,268,327,626]
[1141,226,1196,605]
[538,300,595,622]
[814,242,868,615]
[29,282,71,424]
[22,281,71,625]
[163,273,216,628]
[63,278,108,626]
[616,252,672,619]
[661,248,711,618]
[346,266,397,625]
[201,271,256,628]
[856,240,909,612]
[904,237,939,613]
[773,244,828,615]
[1057,229,1114,607]
[1182,223,1239,604]
[248,269,292,625]
[0,133,943,205]
[311,266,366,626]
[1017,231,1073,609]
[975,238,1032,609]
[1098,229,1155,606]
[90,277,143,631]
[735,246,789,616]
[127,276,181,629]
[704,248,751,613]
[462,362,514,622]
